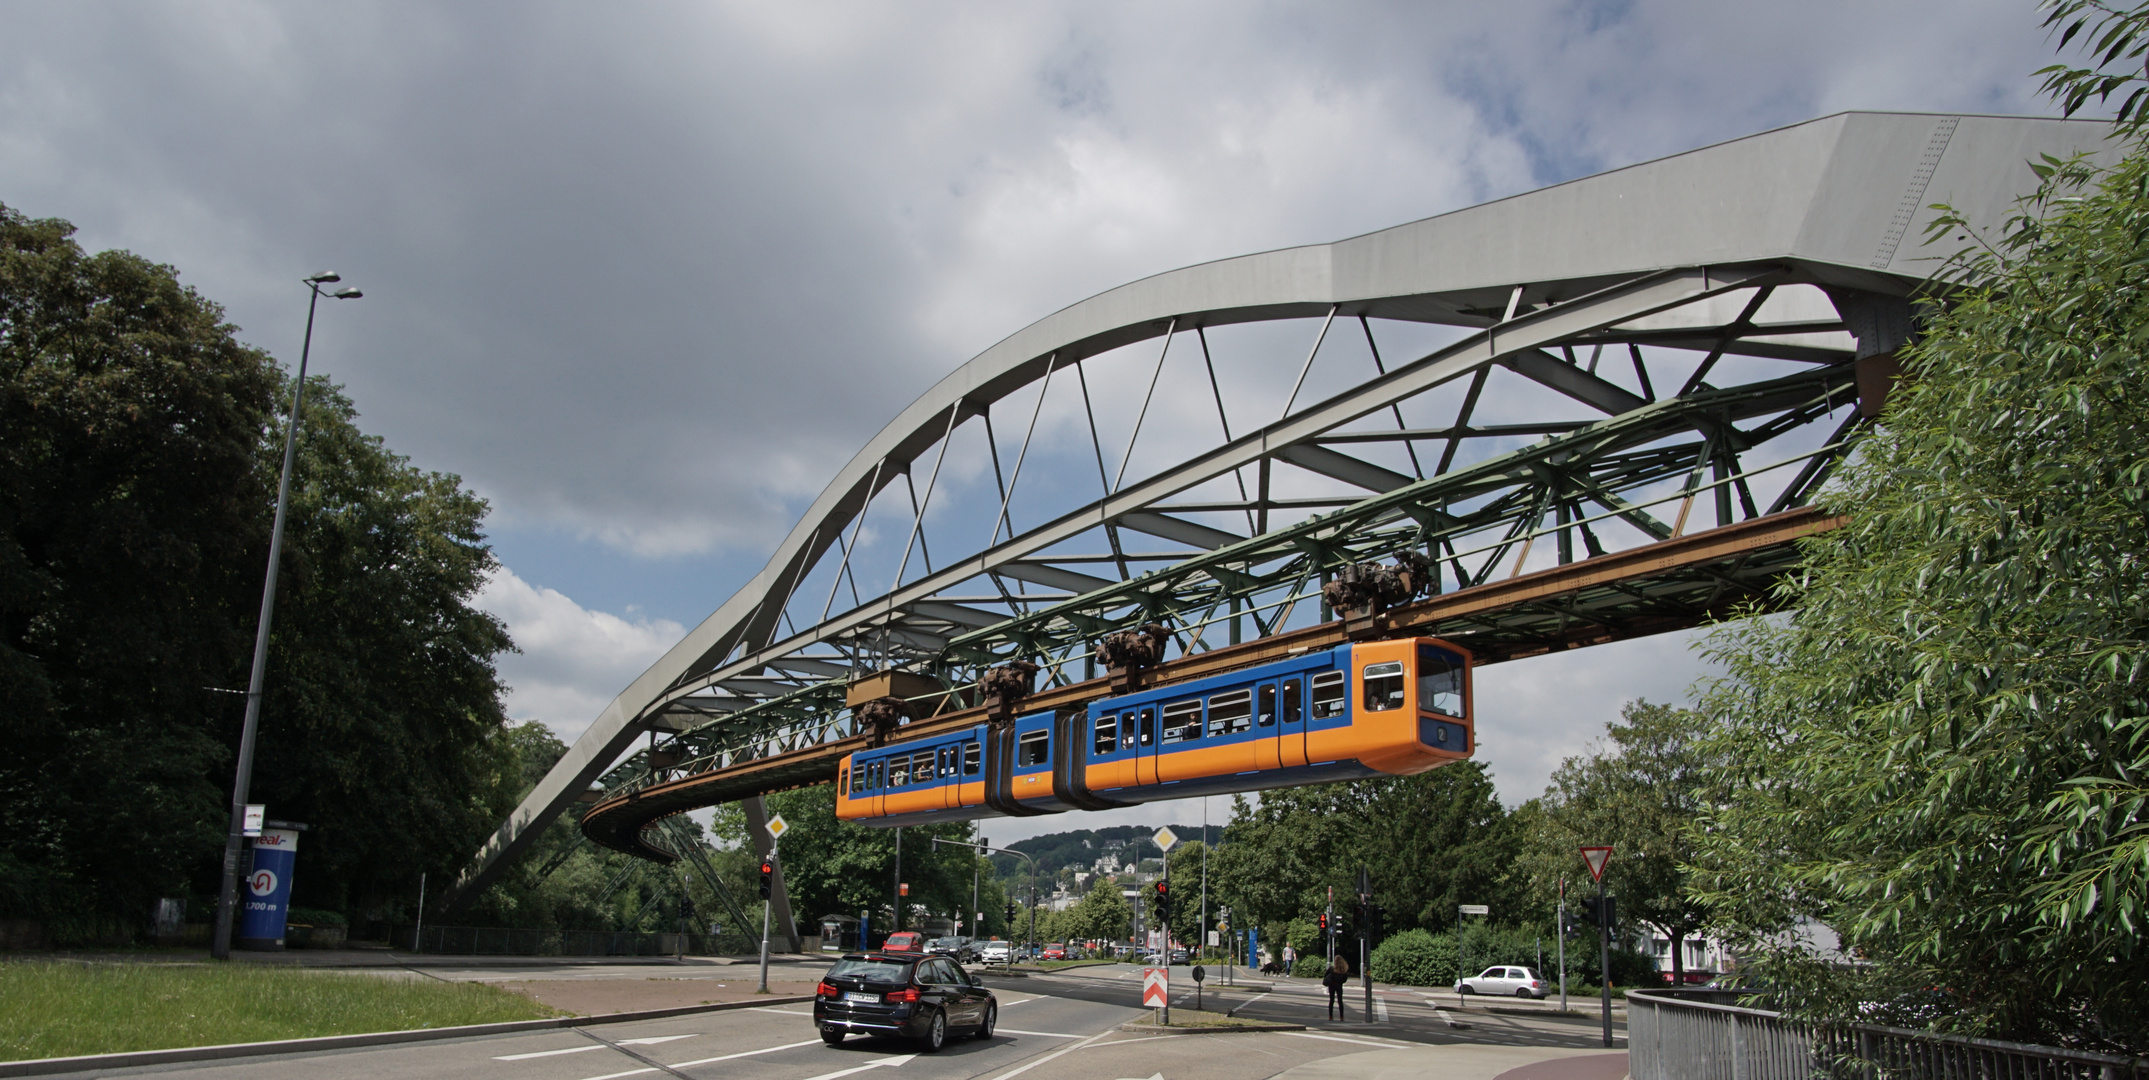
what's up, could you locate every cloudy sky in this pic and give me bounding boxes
[1,1,2078,842]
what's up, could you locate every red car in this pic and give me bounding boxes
[1041,943,1067,960]
[883,931,925,953]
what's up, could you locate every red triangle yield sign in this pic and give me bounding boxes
[1580,845,1613,882]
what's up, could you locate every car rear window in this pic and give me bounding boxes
[828,958,913,982]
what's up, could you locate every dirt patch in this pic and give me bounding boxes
[495,976,824,1015]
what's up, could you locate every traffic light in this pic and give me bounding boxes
[1152,880,1171,922]
[758,859,773,899]
[1004,902,1016,927]
[1578,896,1617,932]
[1317,912,1329,933]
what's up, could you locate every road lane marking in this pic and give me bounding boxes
[1278,1031,1403,1049]
[497,1035,699,1061]
[750,1007,818,1016]
[986,1027,1122,1080]
[1376,994,1390,1022]
[571,1037,823,1080]
[996,1028,1083,1038]
[794,1054,916,1080]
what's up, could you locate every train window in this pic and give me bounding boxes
[1018,730,1050,767]
[964,741,981,775]
[1207,690,1252,735]
[913,755,934,784]
[1257,684,1276,726]
[887,756,908,788]
[1311,671,1347,719]
[1418,645,1466,718]
[1363,661,1406,712]
[839,767,849,797]
[1161,700,1202,743]
[1283,679,1302,724]
[1140,708,1155,745]
[1094,714,1118,755]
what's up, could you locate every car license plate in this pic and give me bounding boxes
[845,992,880,1004]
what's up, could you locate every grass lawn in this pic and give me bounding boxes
[0,961,556,1062]
[1018,959,1117,971]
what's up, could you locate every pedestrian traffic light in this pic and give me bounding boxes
[1317,912,1329,932]
[758,859,773,899]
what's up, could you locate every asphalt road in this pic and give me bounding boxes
[42,963,1625,1080]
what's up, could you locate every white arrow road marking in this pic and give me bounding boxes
[795,1053,917,1080]
[497,1035,699,1060]
[1113,1074,1165,1080]
[987,1026,1122,1080]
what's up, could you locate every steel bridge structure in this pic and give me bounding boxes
[441,111,2114,916]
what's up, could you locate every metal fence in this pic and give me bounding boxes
[403,925,756,957]
[1628,990,2149,1080]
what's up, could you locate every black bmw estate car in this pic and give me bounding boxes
[813,952,997,1051]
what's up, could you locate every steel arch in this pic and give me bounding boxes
[446,111,2114,907]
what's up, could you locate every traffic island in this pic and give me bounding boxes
[1120,1009,1305,1034]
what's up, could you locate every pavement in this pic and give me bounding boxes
[9,959,1629,1080]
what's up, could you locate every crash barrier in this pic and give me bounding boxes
[401,925,757,957]
[1627,990,2148,1080]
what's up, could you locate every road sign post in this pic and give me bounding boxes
[1581,845,1613,1047]
[761,814,789,995]
[1558,878,1568,1012]
[1143,966,1169,1024]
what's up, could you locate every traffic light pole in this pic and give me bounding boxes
[1359,867,1372,1022]
[1597,875,1611,1047]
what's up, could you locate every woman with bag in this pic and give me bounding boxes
[1321,954,1350,1020]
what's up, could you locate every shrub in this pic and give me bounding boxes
[1291,955,1328,978]
[1368,929,1458,986]
[285,907,347,928]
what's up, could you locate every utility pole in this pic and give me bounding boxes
[758,845,776,993]
[1359,866,1373,1021]
[1558,878,1568,1012]
[1325,886,1335,965]
[892,827,902,932]
[972,836,985,940]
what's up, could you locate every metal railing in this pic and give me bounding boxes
[1628,990,2149,1080]
[402,924,756,957]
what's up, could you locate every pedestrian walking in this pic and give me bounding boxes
[1283,944,1295,971]
[1322,954,1349,1020]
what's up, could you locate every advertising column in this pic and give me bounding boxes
[236,828,299,950]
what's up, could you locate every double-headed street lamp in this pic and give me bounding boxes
[211,272,363,961]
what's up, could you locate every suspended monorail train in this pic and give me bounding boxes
[835,637,1472,826]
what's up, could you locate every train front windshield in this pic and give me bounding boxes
[1418,644,1465,717]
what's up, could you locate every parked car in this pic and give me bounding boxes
[882,931,925,953]
[1041,943,1067,961]
[978,940,1013,965]
[814,952,997,1052]
[1456,966,1550,999]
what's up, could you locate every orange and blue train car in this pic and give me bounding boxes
[835,636,1472,827]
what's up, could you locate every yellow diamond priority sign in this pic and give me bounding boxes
[767,814,789,842]
[1154,827,1179,852]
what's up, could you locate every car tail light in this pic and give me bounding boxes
[817,981,841,998]
[886,988,920,1003]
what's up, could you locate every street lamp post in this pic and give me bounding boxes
[211,272,362,961]
[934,839,1036,958]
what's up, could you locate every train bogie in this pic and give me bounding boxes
[837,636,1472,827]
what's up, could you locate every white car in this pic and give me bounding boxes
[978,941,1013,965]
[1456,965,1550,999]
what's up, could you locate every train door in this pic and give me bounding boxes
[1277,676,1309,768]
[937,744,959,811]
[1135,705,1159,786]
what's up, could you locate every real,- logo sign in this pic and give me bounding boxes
[1142,966,1169,1007]
[1580,845,1613,882]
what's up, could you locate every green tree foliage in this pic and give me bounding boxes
[764,785,980,934]
[1693,101,2149,1047]
[0,201,521,938]
[1057,875,1131,944]
[1515,700,1716,980]
[1368,929,1458,986]
[1,203,280,931]
[1209,762,1522,939]
[250,377,518,917]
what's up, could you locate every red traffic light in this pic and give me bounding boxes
[760,861,773,875]
[1154,881,1169,895]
